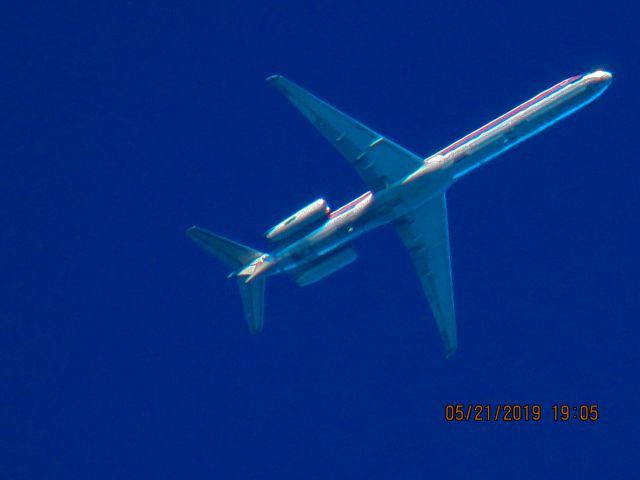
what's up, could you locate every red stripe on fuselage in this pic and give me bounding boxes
[329,191,373,218]
[439,75,582,155]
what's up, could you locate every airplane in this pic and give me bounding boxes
[187,69,612,356]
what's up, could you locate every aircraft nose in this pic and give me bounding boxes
[586,70,613,84]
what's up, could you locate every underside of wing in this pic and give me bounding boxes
[395,193,457,356]
[268,75,423,192]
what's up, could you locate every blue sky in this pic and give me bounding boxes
[2,1,639,478]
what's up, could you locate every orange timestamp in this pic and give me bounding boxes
[444,404,600,422]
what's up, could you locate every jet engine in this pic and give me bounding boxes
[294,246,358,286]
[266,198,330,242]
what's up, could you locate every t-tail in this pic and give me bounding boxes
[186,226,268,334]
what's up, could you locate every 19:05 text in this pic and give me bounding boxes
[444,404,599,422]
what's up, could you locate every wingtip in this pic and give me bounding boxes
[266,74,283,83]
[249,326,263,335]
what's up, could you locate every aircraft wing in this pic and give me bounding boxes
[395,193,458,356]
[268,75,423,192]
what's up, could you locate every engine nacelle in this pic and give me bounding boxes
[295,246,358,287]
[266,198,330,242]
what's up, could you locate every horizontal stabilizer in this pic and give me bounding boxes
[187,226,267,333]
[186,226,263,270]
[237,276,265,334]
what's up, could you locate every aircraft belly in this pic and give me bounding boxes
[294,246,358,286]
[448,82,605,179]
[390,172,452,216]
[276,220,362,272]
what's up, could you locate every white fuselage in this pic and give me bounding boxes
[260,71,612,277]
